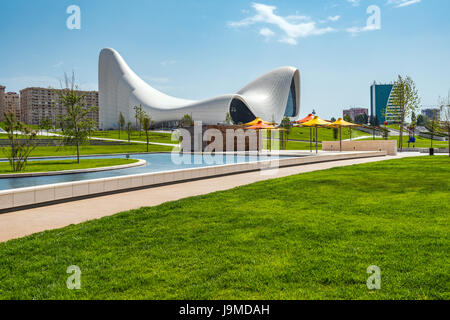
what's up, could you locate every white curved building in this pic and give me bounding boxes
[99,48,300,129]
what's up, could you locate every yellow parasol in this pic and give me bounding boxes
[331,118,359,152]
[244,117,274,126]
[296,116,331,153]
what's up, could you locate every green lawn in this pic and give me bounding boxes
[0,156,448,300]
[0,143,174,159]
[0,158,139,175]
[361,136,449,149]
[288,127,368,142]
[89,130,178,144]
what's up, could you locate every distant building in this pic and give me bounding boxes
[0,85,5,120]
[370,82,401,124]
[421,108,441,121]
[343,107,368,121]
[20,87,99,126]
[3,92,21,120]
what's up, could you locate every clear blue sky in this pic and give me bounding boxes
[1,0,449,119]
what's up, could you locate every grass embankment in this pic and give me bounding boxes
[0,156,448,299]
[0,158,139,175]
[89,130,178,144]
[0,143,174,159]
[361,136,448,149]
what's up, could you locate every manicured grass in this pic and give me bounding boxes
[0,156,448,300]
[0,158,139,174]
[0,133,63,140]
[0,143,174,159]
[89,130,178,144]
[288,127,368,142]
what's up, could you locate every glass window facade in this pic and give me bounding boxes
[230,99,256,124]
[284,78,297,117]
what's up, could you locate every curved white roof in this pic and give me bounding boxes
[99,48,300,129]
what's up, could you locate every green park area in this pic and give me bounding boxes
[88,130,179,144]
[287,126,368,142]
[0,158,139,175]
[361,136,448,149]
[0,156,448,300]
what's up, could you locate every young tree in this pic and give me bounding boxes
[133,105,145,137]
[390,75,421,151]
[180,114,193,128]
[428,110,440,150]
[126,121,133,143]
[225,112,233,125]
[59,74,98,163]
[118,112,125,139]
[333,127,339,141]
[417,114,427,127]
[142,114,153,152]
[279,116,292,150]
[343,114,353,140]
[3,112,37,172]
[39,116,52,136]
[439,91,450,156]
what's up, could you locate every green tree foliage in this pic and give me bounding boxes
[39,116,53,136]
[126,121,133,143]
[439,91,450,156]
[279,116,292,150]
[180,114,194,128]
[225,112,233,125]
[416,114,428,127]
[390,75,421,151]
[59,75,98,163]
[2,112,37,172]
[118,112,125,139]
[142,113,154,152]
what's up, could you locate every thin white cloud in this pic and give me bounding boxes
[328,15,341,22]
[388,0,421,8]
[160,60,177,67]
[347,0,360,7]
[229,3,334,45]
[346,24,379,35]
[52,61,64,68]
[259,27,275,38]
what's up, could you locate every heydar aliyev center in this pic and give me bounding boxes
[99,48,300,129]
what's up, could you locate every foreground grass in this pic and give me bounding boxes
[0,143,174,159]
[0,158,138,174]
[0,157,448,300]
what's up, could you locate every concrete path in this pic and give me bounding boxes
[0,152,423,243]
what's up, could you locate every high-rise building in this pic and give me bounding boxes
[370,82,401,124]
[0,85,5,120]
[421,108,441,121]
[4,92,21,120]
[343,107,369,121]
[20,87,99,126]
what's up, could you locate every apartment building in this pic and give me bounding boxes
[20,87,99,126]
[3,92,21,120]
[0,85,5,120]
[343,107,369,121]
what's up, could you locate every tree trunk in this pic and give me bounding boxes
[146,133,149,152]
[76,142,80,164]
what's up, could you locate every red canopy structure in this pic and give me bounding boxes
[247,121,276,130]
[294,114,315,124]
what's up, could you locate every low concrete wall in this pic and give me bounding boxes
[322,140,397,156]
[0,151,386,211]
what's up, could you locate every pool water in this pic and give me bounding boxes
[0,153,293,191]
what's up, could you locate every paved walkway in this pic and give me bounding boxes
[0,152,423,243]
